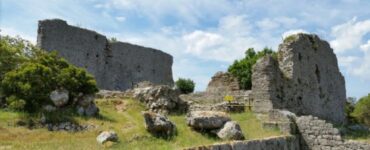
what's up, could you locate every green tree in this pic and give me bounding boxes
[352,94,370,126]
[175,78,195,94]
[228,47,276,90]
[0,36,98,112]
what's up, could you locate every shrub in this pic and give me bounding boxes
[1,51,98,112]
[228,48,276,90]
[6,95,26,111]
[175,78,195,94]
[352,94,370,126]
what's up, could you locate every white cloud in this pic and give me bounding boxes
[183,31,223,55]
[257,18,280,31]
[282,29,308,39]
[0,27,36,44]
[330,17,370,53]
[115,16,126,22]
[360,40,370,52]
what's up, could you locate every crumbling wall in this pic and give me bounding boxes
[180,72,251,104]
[37,19,174,90]
[252,34,347,124]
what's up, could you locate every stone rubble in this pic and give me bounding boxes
[49,89,69,107]
[96,131,119,144]
[216,121,245,140]
[142,111,176,137]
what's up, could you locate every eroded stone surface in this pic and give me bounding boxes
[37,19,174,91]
[252,34,347,124]
[216,121,244,140]
[142,111,176,136]
[186,111,231,130]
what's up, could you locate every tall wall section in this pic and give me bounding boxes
[37,19,174,90]
[252,34,347,124]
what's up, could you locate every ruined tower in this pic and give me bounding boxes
[252,34,347,124]
[37,19,174,90]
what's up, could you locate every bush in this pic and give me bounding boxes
[228,48,276,90]
[352,94,370,126]
[6,95,26,111]
[175,78,195,94]
[1,50,98,112]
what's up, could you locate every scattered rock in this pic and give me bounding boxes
[50,89,69,107]
[132,85,188,114]
[186,111,230,130]
[78,94,95,106]
[189,102,245,113]
[216,121,244,140]
[142,111,176,136]
[96,131,118,144]
[46,122,97,132]
[42,105,56,112]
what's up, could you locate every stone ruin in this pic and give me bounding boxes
[252,33,347,124]
[180,71,251,105]
[37,19,174,91]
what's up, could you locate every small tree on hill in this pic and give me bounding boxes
[351,94,370,126]
[175,78,195,94]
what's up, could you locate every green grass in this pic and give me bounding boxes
[0,98,282,150]
[343,129,370,144]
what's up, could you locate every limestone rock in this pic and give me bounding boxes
[206,71,240,93]
[216,121,244,140]
[50,89,69,107]
[96,131,118,144]
[96,90,126,99]
[78,94,94,107]
[186,111,231,130]
[142,111,176,136]
[133,85,188,114]
[252,33,347,124]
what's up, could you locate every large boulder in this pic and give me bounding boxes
[142,111,176,136]
[186,111,231,130]
[50,89,69,107]
[216,121,244,140]
[76,94,99,116]
[96,131,118,144]
[133,85,188,114]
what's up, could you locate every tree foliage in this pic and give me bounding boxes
[227,48,276,90]
[352,94,370,126]
[175,78,195,94]
[0,36,98,112]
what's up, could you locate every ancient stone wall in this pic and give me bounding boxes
[296,116,370,150]
[184,135,300,150]
[180,72,251,105]
[252,34,347,124]
[37,19,174,91]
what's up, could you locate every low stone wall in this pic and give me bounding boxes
[184,135,300,150]
[296,116,370,150]
[180,90,251,105]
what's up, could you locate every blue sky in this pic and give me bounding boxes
[1,0,370,99]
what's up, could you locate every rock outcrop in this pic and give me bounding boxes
[96,131,119,144]
[132,84,188,114]
[50,89,69,107]
[37,19,174,91]
[186,111,231,130]
[216,121,244,140]
[142,111,176,136]
[252,34,347,124]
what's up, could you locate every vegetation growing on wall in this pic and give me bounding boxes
[228,48,276,90]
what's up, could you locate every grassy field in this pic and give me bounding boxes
[0,98,282,150]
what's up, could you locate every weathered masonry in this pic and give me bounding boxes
[37,19,174,90]
[252,34,347,124]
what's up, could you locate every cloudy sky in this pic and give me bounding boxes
[1,0,370,99]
